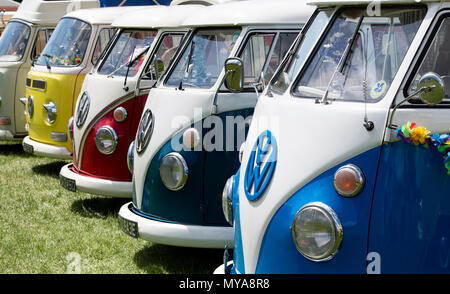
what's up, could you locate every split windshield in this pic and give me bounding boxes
[36,18,91,67]
[165,28,241,89]
[98,29,157,77]
[0,21,30,62]
[293,6,426,102]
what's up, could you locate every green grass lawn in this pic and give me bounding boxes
[0,141,224,274]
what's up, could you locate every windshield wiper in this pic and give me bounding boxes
[267,31,305,96]
[178,40,196,90]
[42,54,52,70]
[107,45,151,78]
[185,40,195,74]
[319,16,364,104]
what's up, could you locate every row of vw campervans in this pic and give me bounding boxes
[2,0,450,274]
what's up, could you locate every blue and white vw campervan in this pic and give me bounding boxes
[118,0,314,248]
[216,0,450,274]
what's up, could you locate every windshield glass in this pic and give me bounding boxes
[270,10,332,93]
[0,21,30,62]
[165,28,241,89]
[36,18,91,67]
[98,29,157,77]
[293,6,426,102]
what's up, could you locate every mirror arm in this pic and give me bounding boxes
[212,70,232,115]
[387,85,435,129]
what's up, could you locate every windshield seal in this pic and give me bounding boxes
[290,5,427,103]
[0,20,31,62]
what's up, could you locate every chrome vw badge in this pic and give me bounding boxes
[76,91,90,128]
[136,108,154,154]
[244,130,277,201]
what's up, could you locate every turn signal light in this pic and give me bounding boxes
[333,164,365,197]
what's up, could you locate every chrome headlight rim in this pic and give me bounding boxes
[76,91,90,128]
[291,202,343,263]
[27,95,34,119]
[68,116,74,141]
[222,175,234,225]
[159,152,188,191]
[136,108,154,154]
[94,125,118,155]
[333,164,365,197]
[127,140,135,174]
[238,142,245,163]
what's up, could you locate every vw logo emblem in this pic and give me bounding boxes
[76,91,90,128]
[136,108,154,154]
[244,130,277,201]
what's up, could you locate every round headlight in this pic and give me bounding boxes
[76,91,90,128]
[333,164,365,197]
[160,152,188,191]
[291,202,343,262]
[95,126,118,155]
[127,140,135,174]
[222,175,234,225]
[136,109,153,154]
[68,116,74,141]
[27,95,34,119]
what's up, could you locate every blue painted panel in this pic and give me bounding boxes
[138,109,252,226]
[368,142,450,273]
[203,109,253,225]
[100,0,172,7]
[139,133,205,225]
[254,147,381,274]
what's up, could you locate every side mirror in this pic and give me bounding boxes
[417,72,445,105]
[388,72,445,129]
[224,57,244,93]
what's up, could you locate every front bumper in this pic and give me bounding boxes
[213,261,235,274]
[0,129,25,141]
[23,136,71,159]
[118,202,234,249]
[60,163,132,198]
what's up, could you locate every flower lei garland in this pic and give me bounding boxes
[396,122,450,174]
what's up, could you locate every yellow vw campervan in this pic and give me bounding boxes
[23,6,139,159]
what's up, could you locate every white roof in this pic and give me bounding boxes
[111,5,202,29]
[308,0,440,6]
[0,0,19,8]
[12,0,99,25]
[182,0,315,27]
[63,6,141,25]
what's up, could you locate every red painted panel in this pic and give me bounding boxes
[78,93,149,181]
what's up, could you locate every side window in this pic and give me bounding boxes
[240,33,275,87]
[143,33,184,80]
[31,28,53,61]
[92,28,116,65]
[239,31,298,88]
[264,32,298,84]
[408,17,450,104]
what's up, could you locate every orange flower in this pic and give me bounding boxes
[409,126,430,145]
